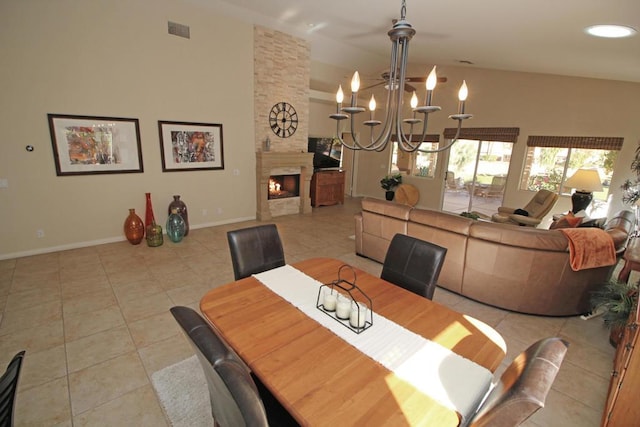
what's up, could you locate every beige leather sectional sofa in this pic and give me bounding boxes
[355,197,634,316]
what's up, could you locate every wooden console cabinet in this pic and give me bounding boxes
[602,296,640,425]
[310,169,345,207]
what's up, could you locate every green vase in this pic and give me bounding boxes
[166,208,186,243]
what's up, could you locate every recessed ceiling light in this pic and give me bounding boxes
[585,24,637,38]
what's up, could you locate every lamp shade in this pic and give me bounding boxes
[564,169,603,192]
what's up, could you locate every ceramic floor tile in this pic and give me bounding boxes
[119,292,174,324]
[60,274,111,299]
[553,359,609,411]
[527,389,602,427]
[73,385,168,426]
[18,344,67,391]
[15,376,72,426]
[111,279,164,304]
[63,304,126,342]
[106,268,155,287]
[451,297,510,327]
[137,333,194,375]
[62,287,117,317]
[558,332,615,379]
[0,198,617,423]
[495,311,568,344]
[0,320,65,363]
[9,272,59,294]
[560,315,612,352]
[128,311,182,349]
[4,286,61,313]
[166,282,216,307]
[68,351,149,416]
[66,325,136,373]
[0,299,62,335]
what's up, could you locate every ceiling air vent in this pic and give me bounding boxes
[168,21,190,39]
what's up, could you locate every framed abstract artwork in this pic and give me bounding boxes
[158,121,225,172]
[48,114,143,176]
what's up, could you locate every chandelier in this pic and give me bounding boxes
[329,0,472,153]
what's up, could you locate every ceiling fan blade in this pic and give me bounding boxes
[406,76,448,83]
[405,83,416,93]
[360,81,385,91]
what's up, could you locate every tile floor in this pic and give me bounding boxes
[0,196,616,426]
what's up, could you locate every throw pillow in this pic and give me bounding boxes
[549,212,583,229]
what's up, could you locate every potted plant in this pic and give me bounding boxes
[380,173,403,201]
[591,279,638,347]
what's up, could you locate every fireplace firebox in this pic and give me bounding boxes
[268,174,300,200]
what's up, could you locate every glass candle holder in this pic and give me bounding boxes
[336,295,352,320]
[322,288,338,311]
[349,302,368,328]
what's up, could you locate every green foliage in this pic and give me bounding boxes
[591,279,638,331]
[621,144,640,205]
[380,173,402,191]
[460,212,480,220]
[527,169,562,192]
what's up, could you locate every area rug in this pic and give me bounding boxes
[151,355,213,427]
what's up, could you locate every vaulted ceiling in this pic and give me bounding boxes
[201,0,640,85]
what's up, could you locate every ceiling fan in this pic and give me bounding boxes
[361,71,448,93]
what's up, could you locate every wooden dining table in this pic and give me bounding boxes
[200,257,506,426]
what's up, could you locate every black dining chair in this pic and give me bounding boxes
[466,337,569,427]
[381,233,447,300]
[0,350,25,427]
[227,224,285,280]
[170,306,299,427]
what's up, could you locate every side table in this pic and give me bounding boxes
[618,237,640,283]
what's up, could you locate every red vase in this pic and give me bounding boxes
[123,208,145,245]
[145,192,156,229]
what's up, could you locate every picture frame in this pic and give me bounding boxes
[158,121,224,172]
[48,114,143,176]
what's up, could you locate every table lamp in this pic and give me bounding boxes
[564,169,603,213]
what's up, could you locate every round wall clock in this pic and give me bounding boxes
[269,102,298,138]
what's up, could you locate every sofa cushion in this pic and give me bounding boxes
[409,208,474,235]
[469,221,569,252]
[362,197,411,220]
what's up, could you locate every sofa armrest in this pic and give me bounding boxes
[497,206,516,214]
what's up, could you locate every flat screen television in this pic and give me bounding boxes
[308,137,342,170]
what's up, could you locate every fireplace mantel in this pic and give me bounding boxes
[256,151,314,220]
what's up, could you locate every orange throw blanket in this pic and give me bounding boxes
[559,228,616,271]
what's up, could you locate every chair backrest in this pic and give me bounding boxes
[227,224,285,280]
[214,359,270,427]
[522,189,558,219]
[0,350,25,427]
[170,306,235,366]
[381,234,447,300]
[468,337,569,427]
[169,306,268,427]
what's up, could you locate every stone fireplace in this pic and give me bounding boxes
[256,151,314,220]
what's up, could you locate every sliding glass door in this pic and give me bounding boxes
[443,139,513,216]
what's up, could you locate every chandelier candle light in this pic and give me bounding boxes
[330,0,472,153]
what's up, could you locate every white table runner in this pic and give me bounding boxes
[254,265,496,422]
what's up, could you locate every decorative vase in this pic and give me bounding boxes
[145,192,156,229]
[146,222,164,247]
[385,190,395,201]
[123,208,145,245]
[168,195,189,236]
[166,208,186,243]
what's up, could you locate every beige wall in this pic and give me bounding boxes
[309,63,640,216]
[0,0,256,258]
[2,0,639,259]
